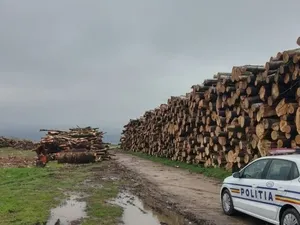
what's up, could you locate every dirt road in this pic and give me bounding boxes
[115,152,267,225]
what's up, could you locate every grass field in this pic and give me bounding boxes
[0,148,122,225]
[108,144,120,149]
[127,151,232,180]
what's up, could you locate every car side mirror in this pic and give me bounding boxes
[232,172,241,178]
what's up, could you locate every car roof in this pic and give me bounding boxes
[257,154,300,163]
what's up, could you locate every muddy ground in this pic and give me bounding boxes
[0,148,267,225]
[0,148,35,168]
[111,151,268,225]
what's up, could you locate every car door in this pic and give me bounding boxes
[232,158,271,214]
[259,159,297,221]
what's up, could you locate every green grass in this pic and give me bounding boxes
[0,160,122,225]
[108,144,120,149]
[128,152,232,180]
[0,164,65,225]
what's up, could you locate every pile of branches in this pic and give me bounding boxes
[121,38,300,171]
[0,137,38,150]
[36,126,112,164]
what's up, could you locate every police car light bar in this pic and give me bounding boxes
[269,148,300,155]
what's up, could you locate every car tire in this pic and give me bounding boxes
[221,189,235,216]
[280,208,300,225]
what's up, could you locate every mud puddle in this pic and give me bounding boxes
[110,191,194,225]
[46,194,87,225]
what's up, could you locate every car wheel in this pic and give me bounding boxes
[221,189,235,215]
[281,208,300,225]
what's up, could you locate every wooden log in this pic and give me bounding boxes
[251,134,259,149]
[238,116,251,128]
[246,86,259,96]
[284,125,297,134]
[277,139,291,148]
[282,48,300,63]
[259,86,271,101]
[256,123,270,140]
[297,107,300,134]
[297,87,300,99]
[262,118,280,129]
[57,152,96,164]
[257,104,277,122]
[265,61,284,71]
[295,135,300,145]
[243,96,261,109]
[291,140,298,148]
[281,114,296,122]
[271,130,286,140]
[297,37,300,47]
[276,99,289,117]
[257,139,272,157]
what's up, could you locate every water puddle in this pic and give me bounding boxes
[46,195,87,225]
[82,179,103,188]
[110,192,194,225]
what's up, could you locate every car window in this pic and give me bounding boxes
[291,163,300,179]
[241,159,269,179]
[265,159,296,181]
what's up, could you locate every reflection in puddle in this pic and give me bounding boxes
[110,192,193,225]
[46,195,87,225]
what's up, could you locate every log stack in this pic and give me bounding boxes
[0,137,38,150]
[36,126,112,164]
[120,39,300,171]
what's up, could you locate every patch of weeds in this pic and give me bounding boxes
[128,152,231,180]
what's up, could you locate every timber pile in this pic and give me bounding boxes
[0,137,38,150]
[121,39,300,171]
[36,126,112,163]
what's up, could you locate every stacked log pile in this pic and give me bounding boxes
[36,126,112,164]
[121,41,300,170]
[0,137,38,150]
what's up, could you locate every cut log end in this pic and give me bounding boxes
[297,37,300,47]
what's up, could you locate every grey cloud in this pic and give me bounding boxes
[0,0,299,137]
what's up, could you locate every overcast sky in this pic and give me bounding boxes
[0,0,299,133]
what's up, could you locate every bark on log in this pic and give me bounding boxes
[57,152,96,164]
[296,107,300,134]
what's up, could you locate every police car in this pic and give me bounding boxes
[220,152,300,225]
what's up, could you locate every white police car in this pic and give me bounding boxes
[220,154,300,225]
